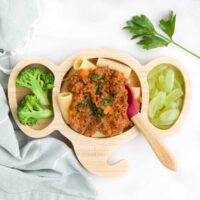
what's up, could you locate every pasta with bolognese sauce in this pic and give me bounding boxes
[59,57,141,137]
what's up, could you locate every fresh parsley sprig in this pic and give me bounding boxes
[123,11,200,59]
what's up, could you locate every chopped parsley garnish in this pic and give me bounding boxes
[88,104,109,118]
[91,103,102,115]
[88,110,94,116]
[96,82,104,94]
[75,90,110,119]
[101,94,114,106]
[84,92,91,101]
[76,103,87,108]
[90,73,102,81]
[75,92,91,108]
[101,99,112,106]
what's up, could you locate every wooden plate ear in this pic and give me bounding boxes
[8,57,58,138]
[143,57,192,137]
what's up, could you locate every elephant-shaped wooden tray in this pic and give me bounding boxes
[8,49,191,177]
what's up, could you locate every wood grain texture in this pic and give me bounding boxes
[7,49,191,177]
[131,114,177,171]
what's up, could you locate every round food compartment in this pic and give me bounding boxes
[145,57,191,136]
[15,64,54,130]
[59,56,142,138]
[8,58,56,138]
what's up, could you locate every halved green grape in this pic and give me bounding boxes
[148,76,156,90]
[151,117,174,127]
[151,120,172,129]
[164,102,178,110]
[159,109,180,124]
[157,74,165,91]
[148,91,166,119]
[166,88,183,106]
[147,64,184,129]
[147,64,167,81]
[163,69,174,93]
[149,88,159,100]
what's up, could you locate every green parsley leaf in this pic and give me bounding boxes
[124,15,155,35]
[91,103,102,115]
[84,92,91,101]
[101,94,114,106]
[90,73,102,81]
[124,14,169,49]
[124,15,155,38]
[96,82,104,94]
[75,93,91,109]
[88,108,109,118]
[101,99,112,106]
[75,103,86,108]
[159,11,176,38]
[137,35,169,50]
[123,11,200,59]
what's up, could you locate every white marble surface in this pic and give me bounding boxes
[15,0,200,199]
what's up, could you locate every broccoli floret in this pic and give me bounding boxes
[17,95,53,126]
[16,67,54,106]
[45,73,54,90]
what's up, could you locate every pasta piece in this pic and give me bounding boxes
[131,86,141,107]
[96,58,132,78]
[57,92,73,124]
[92,131,107,138]
[73,57,96,70]
[131,87,140,100]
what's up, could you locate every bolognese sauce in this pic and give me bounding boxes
[63,66,132,137]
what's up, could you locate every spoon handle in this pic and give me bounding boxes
[131,113,177,171]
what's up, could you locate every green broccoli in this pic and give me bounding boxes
[17,95,53,126]
[16,67,54,106]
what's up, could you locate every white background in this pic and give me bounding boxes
[15,0,200,199]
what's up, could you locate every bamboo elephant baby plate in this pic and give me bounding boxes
[8,49,191,177]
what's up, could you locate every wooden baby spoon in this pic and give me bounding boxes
[125,84,177,171]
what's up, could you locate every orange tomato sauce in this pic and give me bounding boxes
[62,66,133,137]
